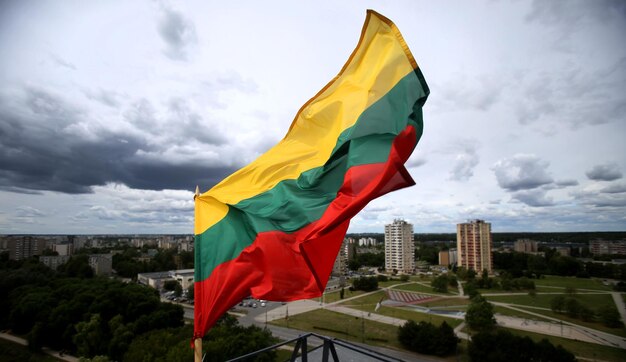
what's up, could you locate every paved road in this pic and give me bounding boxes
[612,292,626,325]
[492,302,626,349]
[0,332,79,362]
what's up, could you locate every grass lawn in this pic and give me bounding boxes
[512,306,626,338]
[339,290,386,309]
[485,292,615,311]
[502,327,626,362]
[323,289,366,304]
[493,305,552,322]
[339,291,464,328]
[534,275,612,291]
[378,280,406,288]
[392,282,453,295]
[269,308,403,349]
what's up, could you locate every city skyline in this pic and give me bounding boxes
[1,1,625,234]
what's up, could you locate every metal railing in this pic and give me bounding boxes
[225,332,405,362]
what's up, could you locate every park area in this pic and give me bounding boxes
[269,275,626,361]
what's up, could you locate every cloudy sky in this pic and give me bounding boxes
[0,0,625,234]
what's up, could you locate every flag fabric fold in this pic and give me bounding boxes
[193,9,429,341]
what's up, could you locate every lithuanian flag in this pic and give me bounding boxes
[193,10,429,339]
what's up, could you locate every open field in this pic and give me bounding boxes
[485,292,616,310]
[269,308,403,349]
[533,276,612,291]
[323,289,366,304]
[493,305,552,322]
[502,327,626,362]
[392,282,454,295]
[338,290,386,309]
[513,306,626,338]
[339,291,463,328]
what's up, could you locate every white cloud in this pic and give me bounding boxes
[492,154,554,192]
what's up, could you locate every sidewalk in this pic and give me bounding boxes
[611,292,626,326]
[0,332,79,362]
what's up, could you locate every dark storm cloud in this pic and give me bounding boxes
[166,98,227,145]
[492,154,553,192]
[601,182,626,194]
[0,88,236,194]
[554,179,579,188]
[157,8,196,60]
[586,163,623,181]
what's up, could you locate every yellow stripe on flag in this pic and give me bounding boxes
[196,11,417,235]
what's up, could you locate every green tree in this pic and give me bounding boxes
[74,314,107,357]
[599,305,622,328]
[398,320,458,356]
[431,275,448,293]
[468,329,575,362]
[465,295,496,332]
[464,280,479,299]
[550,295,566,313]
[187,284,194,301]
[352,276,378,291]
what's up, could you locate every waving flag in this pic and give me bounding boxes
[193,10,429,340]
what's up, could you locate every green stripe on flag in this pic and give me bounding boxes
[195,69,426,282]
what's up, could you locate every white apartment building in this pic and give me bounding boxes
[384,219,415,273]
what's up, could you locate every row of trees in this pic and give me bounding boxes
[462,290,575,361]
[550,294,622,328]
[398,321,458,356]
[494,250,626,280]
[112,247,194,279]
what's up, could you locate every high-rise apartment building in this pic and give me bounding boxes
[457,219,492,273]
[384,219,414,273]
[7,236,47,260]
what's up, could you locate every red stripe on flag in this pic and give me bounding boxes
[193,125,417,339]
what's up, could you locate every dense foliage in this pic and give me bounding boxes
[0,255,184,360]
[348,252,385,270]
[351,276,378,291]
[465,295,496,332]
[124,316,277,362]
[398,320,458,356]
[468,329,576,362]
[0,253,278,361]
[494,250,626,280]
[112,248,194,279]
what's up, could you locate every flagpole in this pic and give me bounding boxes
[194,338,202,362]
[194,186,202,362]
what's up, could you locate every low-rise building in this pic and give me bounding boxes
[590,239,626,256]
[40,255,71,270]
[514,239,539,253]
[89,254,112,276]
